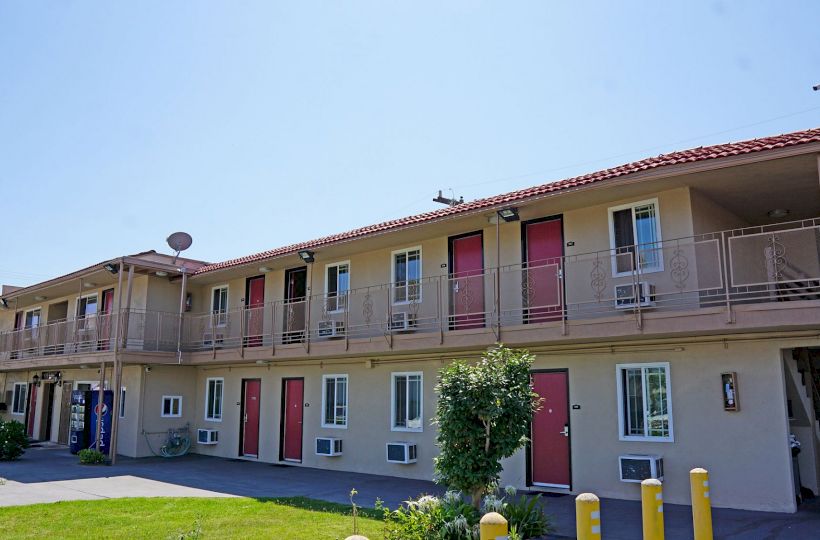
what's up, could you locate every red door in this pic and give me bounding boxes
[242,379,261,457]
[99,288,115,350]
[26,383,38,438]
[524,219,564,323]
[282,378,304,462]
[531,371,570,487]
[450,233,485,329]
[245,277,265,347]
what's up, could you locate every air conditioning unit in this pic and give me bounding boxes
[197,429,219,445]
[318,320,345,338]
[315,437,343,456]
[203,332,225,348]
[619,454,664,483]
[389,312,417,332]
[386,442,417,464]
[615,282,655,309]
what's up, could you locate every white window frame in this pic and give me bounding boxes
[391,247,423,305]
[161,395,183,418]
[205,377,224,422]
[615,362,673,442]
[119,387,127,418]
[391,372,423,432]
[607,198,663,277]
[324,261,351,314]
[211,285,229,327]
[23,307,42,328]
[321,374,348,428]
[11,382,27,415]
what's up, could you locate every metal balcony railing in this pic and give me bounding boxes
[0,310,181,362]
[181,217,820,354]
[2,218,818,361]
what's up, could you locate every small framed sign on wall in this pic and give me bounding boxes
[722,372,739,411]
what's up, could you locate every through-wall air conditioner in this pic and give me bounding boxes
[389,312,417,332]
[197,429,219,445]
[619,454,664,483]
[318,320,345,338]
[315,437,343,456]
[615,282,655,309]
[386,442,417,464]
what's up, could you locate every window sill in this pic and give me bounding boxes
[321,423,348,430]
[161,415,182,419]
[618,435,674,443]
[391,427,423,433]
[392,300,422,306]
[204,418,223,423]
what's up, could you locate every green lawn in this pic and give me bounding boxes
[0,496,384,539]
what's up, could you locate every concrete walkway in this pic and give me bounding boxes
[1,445,819,539]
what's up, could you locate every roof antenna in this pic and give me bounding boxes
[433,189,464,207]
[166,232,193,265]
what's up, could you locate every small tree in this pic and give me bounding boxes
[433,345,541,509]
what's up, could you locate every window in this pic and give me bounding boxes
[120,387,126,418]
[616,363,673,442]
[161,396,183,418]
[205,378,224,421]
[608,199,662,276]
[77,294,98,330]
[392,372,422,431]
[12,383,27,415]
[325,262,350,312]
[211,286,228,326]
[392,248,422,304]
[322,375,348,428]
[24,308,41,329]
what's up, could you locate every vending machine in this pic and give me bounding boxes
[88,390,114,456]
[69,390,89,454]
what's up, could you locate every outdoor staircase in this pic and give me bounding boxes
[794,348,820,434]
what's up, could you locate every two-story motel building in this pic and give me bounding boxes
[1,128,819,513]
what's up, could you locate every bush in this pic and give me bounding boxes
[499,490,551,539]
[381,492,480,540]
[78,449,106,465]
[0,419,29,461]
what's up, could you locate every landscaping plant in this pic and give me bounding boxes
[380,491,480,540]
[434,345,541,509]
[0,419,28,461]
[78,448,106,465]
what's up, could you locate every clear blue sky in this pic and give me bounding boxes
[1,2,818,286]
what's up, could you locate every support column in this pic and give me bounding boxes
[95,360,105,453]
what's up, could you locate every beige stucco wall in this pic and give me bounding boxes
[500,340,797,513]
[136,364,199,458]
[132,338,802,512]
[187,360,439,480]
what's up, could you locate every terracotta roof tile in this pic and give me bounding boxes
[195,127,820,275]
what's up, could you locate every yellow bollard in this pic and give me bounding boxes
[641,478,664,540]
[575,492,602,540]
[479,511,508,540]
[690,468,713,540]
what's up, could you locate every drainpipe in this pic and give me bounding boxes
[176,268,187,364]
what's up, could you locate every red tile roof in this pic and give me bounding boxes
[195,127,820,275]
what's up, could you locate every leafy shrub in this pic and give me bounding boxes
[500,491,551,539]
[381,492,480,540]
[0,419,29,461]
[78,449,106,465]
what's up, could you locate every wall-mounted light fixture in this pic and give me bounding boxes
[0,298,8,309]
[298,250,315,263]
[259,266,272,273]
[32,374,40,387]
[103,263,120,274]
[155,271,168,277]
[767,208,790,219]
[497,207,520,222]
[83,282,96,289]
[34,295,47,302]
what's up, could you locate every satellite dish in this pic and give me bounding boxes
[166,232,193,264]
